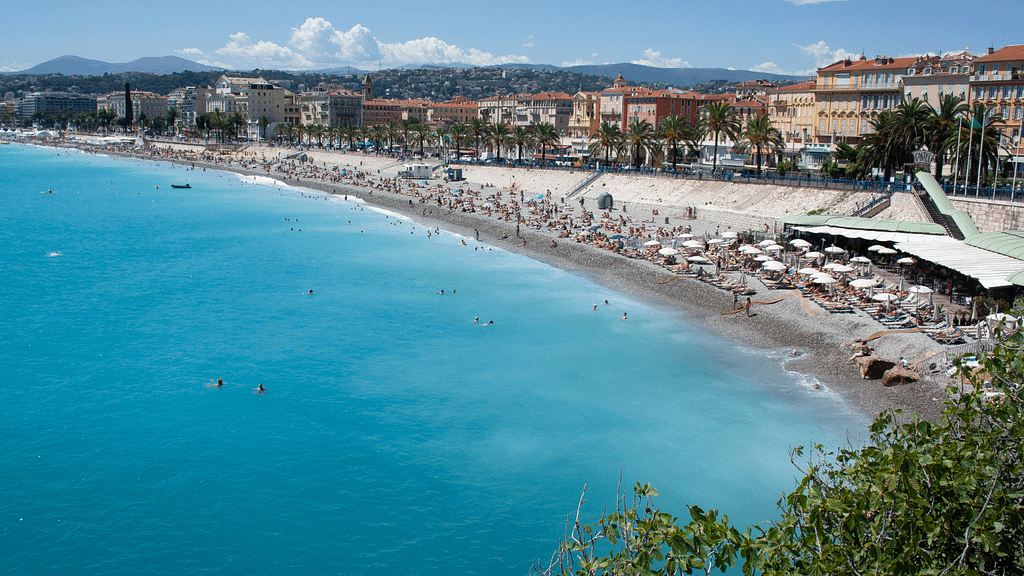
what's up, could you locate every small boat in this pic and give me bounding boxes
[170,184,192,189]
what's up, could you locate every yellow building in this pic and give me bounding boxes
[812,55,938,143]
[968,45,1024,139]
[766,81,816,143]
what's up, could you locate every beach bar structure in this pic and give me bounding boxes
[398,163,434,179]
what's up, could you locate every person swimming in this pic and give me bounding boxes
[487,320,494,325]
[216,378,224,387]
[307,289,314,294]
[257,383,267,392]
[474,317,479,323]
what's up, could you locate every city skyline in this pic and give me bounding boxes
[2,0,1021,74]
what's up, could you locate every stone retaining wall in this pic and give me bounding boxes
[949,196,1024,234]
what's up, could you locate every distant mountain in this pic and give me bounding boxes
[12,55,219,75]
[560,63,810,87]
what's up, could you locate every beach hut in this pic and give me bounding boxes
[597,192,614,210]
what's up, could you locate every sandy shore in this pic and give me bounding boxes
[64,140,953,421]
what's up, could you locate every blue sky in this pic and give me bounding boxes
[3,0,1021,74]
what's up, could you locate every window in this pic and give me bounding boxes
[1015,106,1023,120]
[978,64,986,74]
[993,64,1000,73]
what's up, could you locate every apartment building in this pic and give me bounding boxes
[812,54,939,143]
[427,96,478,126]
[969,45,1024,138]
[766,81,816,143]
[300,90,362,128]
[514,92,573,132]
[100,90,168,120]
[622,87,702,130]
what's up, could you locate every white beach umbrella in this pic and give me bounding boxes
[687,255,710,263]
[739,246,762,254]
[658,247,680,256]
[644,240,661,247]
[850,256,872,263]
[896,257,917,265]
[824,246,846,254]
[803,251,824,259]
[763,244,783,252]
[722,231,739,238]
[797,267,819,275]
[822,262,844,270]
[756,239,775,247]
[754,254,773,261]
[762,260,787,271]
[908,285,933,295]
[876,247,897,255]
[867,244,887,252]
[829,264,855,273]
[682,240,703,249]
[813,275,837,284]
[850,278,879,288]
[872,293,899,302]
[789,239,812,248]
[676,233,694,239]
[707,238,726,245]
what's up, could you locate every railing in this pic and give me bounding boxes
[942,182,1024,203]
[846,192,892,216]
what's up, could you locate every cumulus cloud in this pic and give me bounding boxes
[561,59,595,67]
[631,49,691,68]
[797,40,857,68]
[751,61,816,76]
[523,42,534,49]
[180,18,531,70]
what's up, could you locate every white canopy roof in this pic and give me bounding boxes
[893,235,1024,289]
[793,225,934,244]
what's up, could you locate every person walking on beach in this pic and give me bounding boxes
[744,297,752,318]
[733,292,738,310]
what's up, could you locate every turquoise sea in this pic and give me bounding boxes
[0,144,867,574]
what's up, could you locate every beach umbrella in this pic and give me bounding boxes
[682,240,703,248]
[579,230,592,236]
[610,234,627,239]
[763,244,783,252]
[867,244,887,252]
[754,254,773,261]
[872,293,899,302]
[797,267,819,275]
[756,239,775,247]
[803,251,824,259]
[789,239,812,248]
[739,246,762,254]
[896,257,916,265]
[824,246,846,254]
[707,238,726,245]
[763,260,787,271]
[850,278,879,288]
[876,247,897,255]
[722,231,738,238]
[813,275,837,284]
[850,256,871,264]
[658,247,680,256]
[676,233,694,239]
[829,264,855,273]
[822,262,843,270]
[687,255,710,263]
[644,240,661,247]
[908,285,933,295]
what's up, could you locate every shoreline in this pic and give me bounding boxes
[56,141,950,421]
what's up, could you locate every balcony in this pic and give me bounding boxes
[970,72,1022,82]
[812,82,900,92]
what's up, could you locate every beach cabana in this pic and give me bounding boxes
[597,192,614,210]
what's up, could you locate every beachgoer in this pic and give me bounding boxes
[474,317,479,323]
[744,297,752,318]
[604,300,609,305]
[622,312,628,320]
[216,378,224,387]
[257,383,266,392]
[488,320,494,325]
[308,289,314,295]
[733,293,738,310]
[593,304,598,310]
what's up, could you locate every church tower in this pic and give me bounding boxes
[613,73,627,89]
[361,74,373,101]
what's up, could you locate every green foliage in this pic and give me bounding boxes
[538,325,1024,576]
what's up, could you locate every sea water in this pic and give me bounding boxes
[0,144,868,574]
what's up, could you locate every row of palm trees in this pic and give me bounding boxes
[831,94,1008,185]
[270,117,563,162]
[588,103,785,174]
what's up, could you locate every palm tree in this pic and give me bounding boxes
[448,123,469,160]
[258,116,271,142]
[624,119,655,168]
[486,121,511,159]
[927,93,968,180]
[950,104,1003,185]
[412,124,431,156]
[534,122,559,165]
[699,101,741,171]
[657,115,698,171]
[860,112,903,182]
[589,121,622,165]
[399,118,418,154]
[733,114,784,175]
[273,123,292,144]
[166,108,179,137]
[469,117,486,158]
[510,126,535,162]
[435,126,449,158]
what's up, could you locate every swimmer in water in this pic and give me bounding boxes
[622,313,628,320]
[257,383,267,392]
[308,289,314,294]
[216,378,224,387]
[488,320,494,325]
[474,317,479,323]
[593,304,598,310]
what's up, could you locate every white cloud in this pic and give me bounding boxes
[785,0,847,4]
[797,40,857,68]
[631,49,691,68]
[561,59,594,67]
[181,18,532,70]
[523,42,534,49]
[751,61,816,76]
